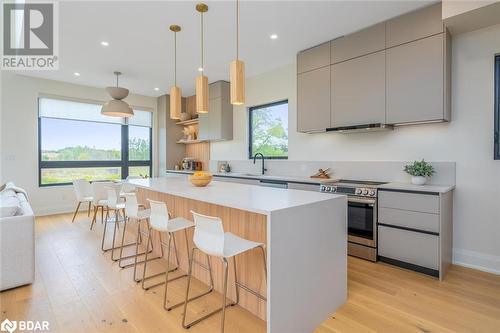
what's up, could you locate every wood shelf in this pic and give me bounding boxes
[176,118,199,126]
[176,139,206,144]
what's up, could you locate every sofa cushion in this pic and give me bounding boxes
[0,189,21,217]
[0,205,19,217]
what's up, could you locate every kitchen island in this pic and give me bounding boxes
[128,175,347,333]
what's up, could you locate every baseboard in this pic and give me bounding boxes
[453,248,500,275]
[33,204,75,216]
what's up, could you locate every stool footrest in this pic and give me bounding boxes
[102,241,136,253]
[236,282,267,301]
[142,266,179,290]
[166,286,214,311]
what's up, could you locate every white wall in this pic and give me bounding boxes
[212,24,500,274]
[0,73,158,215]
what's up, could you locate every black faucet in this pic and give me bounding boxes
[253,153,267,175]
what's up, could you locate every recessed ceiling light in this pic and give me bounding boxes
[270,34,278,40]
[73,72,80,76]
[198,67,204,72]
[154,87,160,91]
[100,41,109,46]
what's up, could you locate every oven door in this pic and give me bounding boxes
[347,196,377,247]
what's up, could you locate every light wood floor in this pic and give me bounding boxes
[1,212,500,333]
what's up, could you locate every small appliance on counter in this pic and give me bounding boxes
[182,158,202,171]
[217,161,231,173]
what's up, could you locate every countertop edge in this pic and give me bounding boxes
[378,182,455,194]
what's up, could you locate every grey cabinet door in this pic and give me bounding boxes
[331,50,386,127]
[297,42,330,74]
[198,113,210,141]
[386,34,444,124]
[297,66,331,132]
[209,97,223,141]
[386,3,443,48]
[331,23,385,64]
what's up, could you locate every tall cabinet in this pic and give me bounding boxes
[198,81,233,141]
[296,3,451,133]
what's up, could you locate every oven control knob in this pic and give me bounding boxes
[332,187,337,192]
[356,189,362,195]
[363,190,369,195]
[369,190,375,196]
[325,186,331,192]
[320,185,326,192]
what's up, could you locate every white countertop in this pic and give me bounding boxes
[379,182,455,194]
[166,169,338,185]
[128,175,343,215]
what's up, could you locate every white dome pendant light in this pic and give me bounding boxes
[169,24,182,120]
[101,71,134,117]
[230,0,245,105]
[195,3,209,114]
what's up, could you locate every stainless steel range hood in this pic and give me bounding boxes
[326,123,393,133]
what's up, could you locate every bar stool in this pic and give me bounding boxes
[90,181,114,230]
[71,179,93,222]
[119,193,158,281]
[103,185,136,260]
[182,211,267,333]
[142,199,215,311]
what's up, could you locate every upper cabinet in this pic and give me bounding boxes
[197,81,233,142]
[386,33,450,124]
[386,3,443,48]
[331,23,385,64]
[297,66,331,132]
[297,42,331,74]
[331,51,386,127]
[296,3,450,133]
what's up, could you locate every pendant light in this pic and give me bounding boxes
[169,24,182,120]
[101,71,134,117]
[195,3,209,113]
[230,0,245,105]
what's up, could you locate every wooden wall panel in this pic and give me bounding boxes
[185,141,210,171]
[136,188,267,320]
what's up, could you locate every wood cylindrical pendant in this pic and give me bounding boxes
[230,59,245,105]
[170,86,182,119]
[196,75,209,113]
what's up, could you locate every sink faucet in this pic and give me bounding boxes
[253,153,267,175]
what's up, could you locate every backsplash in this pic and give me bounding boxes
[209,160,456,185]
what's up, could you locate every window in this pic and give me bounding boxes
[38,97,152,186]
[248,100,288,159]
[495,55,500,160]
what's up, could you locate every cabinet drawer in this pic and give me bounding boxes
[297,42,331,74]
[331,22,385,63]
[379,207,439,233]
[379,190,439,214]
[386,3,443,48]
[378,225,439,270]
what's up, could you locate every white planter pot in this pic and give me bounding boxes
[411,176,427,185]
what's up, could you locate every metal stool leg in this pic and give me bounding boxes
[118,217,155,269]
[101,208,136,254]
[182,249,234,330]
[71,201,81,223]
[141,229,176,290]
[90,205,99,230]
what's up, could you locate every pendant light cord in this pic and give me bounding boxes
[116,73,119,88]
[236,0,239,60]
[201,11,204,74]
[174,31,177,86]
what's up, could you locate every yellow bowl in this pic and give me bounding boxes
[189,174,213,187]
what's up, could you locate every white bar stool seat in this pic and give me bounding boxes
[90,181,115,230]
[71,179,94,222]
[182,211,267,333]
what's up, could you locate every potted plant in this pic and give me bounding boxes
[403,160,434,185]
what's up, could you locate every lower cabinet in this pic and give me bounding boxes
[377,188,453,280]
[213,176,260,186]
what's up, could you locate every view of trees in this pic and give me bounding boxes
[251,103,288,158]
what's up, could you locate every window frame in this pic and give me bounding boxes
[248,99,289,160]
[38,100,153,187]
[495,55,500,160]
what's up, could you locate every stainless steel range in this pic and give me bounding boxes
[320,179,387,261]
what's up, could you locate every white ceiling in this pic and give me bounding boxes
[20,0,434,97]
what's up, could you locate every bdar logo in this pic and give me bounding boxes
[0,319,17,333]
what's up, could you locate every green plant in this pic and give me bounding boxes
[403,160,434,177]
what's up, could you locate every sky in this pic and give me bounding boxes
[41,118,148,151]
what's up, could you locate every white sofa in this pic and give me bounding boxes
[0,182,35,291]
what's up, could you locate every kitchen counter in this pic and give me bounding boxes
[379,182,455,194]
[128,175,347,333]
[166,169,338,185]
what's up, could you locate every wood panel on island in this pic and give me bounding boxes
[296,3,450,133]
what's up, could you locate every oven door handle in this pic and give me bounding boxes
[348,197,376,205]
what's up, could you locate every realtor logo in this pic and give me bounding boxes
[0,319,17,333]
[1,1,59,70]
